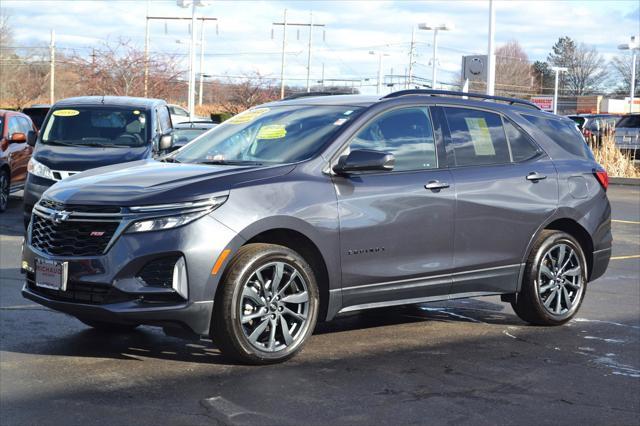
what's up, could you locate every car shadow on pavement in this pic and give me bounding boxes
[0,196,26,238]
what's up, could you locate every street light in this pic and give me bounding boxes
[177,0,208,120]
[369,50,390,95]
[418,22,454,90]
[618,35,639,113]
[551,66,568,115]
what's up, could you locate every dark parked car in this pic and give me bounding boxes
[614,113,640,160]
[172,121,217,149]
[21,90,611,364]
[0,110,36,212]
[23,96,176,226]
[567,114,621,141]
[21,104,51,130]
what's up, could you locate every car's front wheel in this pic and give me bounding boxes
[512,230,587,325]
[211,243,319,364]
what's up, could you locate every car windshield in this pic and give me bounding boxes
[174,105,363,165]
[616,115,640,129]
[41,106,149,147]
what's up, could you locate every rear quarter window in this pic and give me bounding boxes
[522,114,593,159]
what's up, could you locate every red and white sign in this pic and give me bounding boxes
[530,96,554,112]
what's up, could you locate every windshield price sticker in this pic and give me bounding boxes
[227,108,270,124]
[52,109,80,117]
[257,124,287,140]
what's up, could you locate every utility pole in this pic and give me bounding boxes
[49,29,55,104]
[408,27,415,89]
[198,21,205,105]
[278,9,287,99]
[321,62,325,88]
[486,0,496,95]
[144,0,150,97]
[272,11,325,96]
[146,15,217,111]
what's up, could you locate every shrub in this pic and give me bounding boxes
[588,125,639,178]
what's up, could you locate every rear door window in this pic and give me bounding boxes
[522,114,592,158]
[443,107,510,166]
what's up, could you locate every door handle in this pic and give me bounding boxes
[526,172,547,182]
[425,180,450,190]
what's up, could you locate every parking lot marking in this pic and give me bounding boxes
[610,254,640,260]
[612,219,640,224]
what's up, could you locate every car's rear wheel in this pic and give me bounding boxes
[0,169,9,213]
[211,243,319,364]
[512,230,587,325]
[78,318,140,332]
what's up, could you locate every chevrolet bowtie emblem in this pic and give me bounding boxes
[51,210,71,224]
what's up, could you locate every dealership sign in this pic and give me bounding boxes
[530,96,554,112]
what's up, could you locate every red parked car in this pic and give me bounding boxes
[0,110,36,212]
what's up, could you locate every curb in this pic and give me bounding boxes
[610,177,640,186]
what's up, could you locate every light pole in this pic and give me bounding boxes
[486,0,496,95]
[618,35,639,113]
[177,0,208,120]
[418,22,454,90]
[551,66,568,115]
[369,50,390,95]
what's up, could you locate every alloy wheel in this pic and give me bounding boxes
[239,261,310,352]
[537,242,584,316]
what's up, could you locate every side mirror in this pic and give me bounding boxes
[9,132,26,143]
[27,130,37,147]
[333,149,395,175]
[159,133,173,151]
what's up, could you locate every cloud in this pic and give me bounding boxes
[3,0,637,94]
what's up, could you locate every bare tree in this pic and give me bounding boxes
[548,37,607,95]
[495,40,534,97]
[610,54,640,96]
[220,72,279,115]
[70,39,184,100]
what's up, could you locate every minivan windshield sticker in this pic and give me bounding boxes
[227,108,270,124]
[52,109,80,117]
[257,124,286,140]
[333,118,348,126]
[464,117,496,156]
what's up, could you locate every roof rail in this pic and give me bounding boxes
[381,89,541,110]
[282,91,352,100]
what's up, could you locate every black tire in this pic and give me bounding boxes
[0,169,9,213]
[512,230,588,326]
[211,243,319,364]
[79,318,140,332]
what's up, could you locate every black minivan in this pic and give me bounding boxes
[24,96,175,226]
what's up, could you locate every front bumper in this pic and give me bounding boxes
[21,213,241,336]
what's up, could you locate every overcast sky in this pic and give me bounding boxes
[3,0,639,94]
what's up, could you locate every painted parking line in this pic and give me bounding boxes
[612,219,640,225]
[610,254,640,261]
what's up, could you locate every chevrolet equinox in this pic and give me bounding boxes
[21,90,612,364]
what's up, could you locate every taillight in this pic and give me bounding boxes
[594,168,609,191]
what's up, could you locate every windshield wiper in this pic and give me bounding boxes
[75,142,124,148]
[198,160,264,166]
[42,140,76,147]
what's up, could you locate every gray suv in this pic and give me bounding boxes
[21,90,612,364]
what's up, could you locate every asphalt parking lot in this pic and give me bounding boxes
[1,186,638,426]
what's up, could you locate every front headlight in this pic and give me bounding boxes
[125,195,227,233]
[27,158,54,180]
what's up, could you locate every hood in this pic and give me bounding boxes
[44,160,296,206]
[34,144,152,171]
